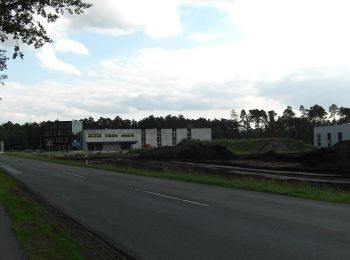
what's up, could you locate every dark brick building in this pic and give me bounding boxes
[41,121,83,151]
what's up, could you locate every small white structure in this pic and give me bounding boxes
[0,141,4,153]
[83,128,212,151]
[72,120,83,134]
[314,124,350,147]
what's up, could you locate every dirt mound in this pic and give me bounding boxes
[260,140,287,153]
[299,141,350,167]
[140,140,238,161]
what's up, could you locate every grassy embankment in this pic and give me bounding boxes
[0,169,125,259]
[5,149,350,205]
[204,138,315,155]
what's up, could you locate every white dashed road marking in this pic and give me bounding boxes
[130,187,209,207]
[61,171,87,179]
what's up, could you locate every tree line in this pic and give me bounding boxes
[0,104,349,150]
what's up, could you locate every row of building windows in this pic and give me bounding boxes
[44,130,72,137]
[121,133,135,138]
[88,133,135,138]
[105,134,118,138]
[317,132,343,147]
[48,145,72,151]
[157,129,162,147]
[172,130,177,145]
[88,133,102,138]
[141,130,146,147]
[45,138,69,143]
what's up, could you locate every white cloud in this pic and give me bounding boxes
[4,0,350,123]
[68,0,182,37]
[36,45,81,76]
[188,30,224,42]
[55,39,90,55]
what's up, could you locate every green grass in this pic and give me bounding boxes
[0,170,83,259]
[204,138,315,154]
[6,151,350,205]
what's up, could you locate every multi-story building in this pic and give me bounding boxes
[41,121,83,151]
[82,128,212,151]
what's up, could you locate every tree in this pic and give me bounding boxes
[339,107,350,124]
[328,104,339,124]
[266,110,277,136]
[282,106,295,120]
[239,109,251,134]
[0,0,92,83]
[299,105,308,118]
[307,104,327,125]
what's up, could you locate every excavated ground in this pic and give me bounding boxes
[57,140,350,176]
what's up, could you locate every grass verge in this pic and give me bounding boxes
[0,169,126,259]
[5,152,350,205]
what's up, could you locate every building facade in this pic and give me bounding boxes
[83,128,212,151]
[42,121,83,151]
[314,124,350,147]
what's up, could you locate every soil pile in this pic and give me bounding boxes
[299,140,350,168]
[140,140,237,161]
[260,140,287,153]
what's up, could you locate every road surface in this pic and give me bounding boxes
[1,155,350,260]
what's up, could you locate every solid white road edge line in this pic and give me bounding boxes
[62,171,87,179]
[130,187,209,207]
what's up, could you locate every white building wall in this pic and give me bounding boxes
[314,124,350,147]
[146,129,157,147]
[176,129,188,144]
[83,129,141,151]
[191,128,212,141]
[132,130,142,149]
[161,129,173,146]
[82,128,212,150]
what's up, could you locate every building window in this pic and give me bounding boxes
[327,133,332,147]
[157,129,161,147]
[317,133,322,147]
[187,128,192,140]
[338,132,343,143]
[172,129,177,145]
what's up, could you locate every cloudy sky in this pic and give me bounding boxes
[1,0,350,123]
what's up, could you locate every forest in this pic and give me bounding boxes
[0,104,349,150]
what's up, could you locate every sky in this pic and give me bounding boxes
[1,0,350,124]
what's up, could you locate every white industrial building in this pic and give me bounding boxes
[82,128,211,151]
[314,124,350,147]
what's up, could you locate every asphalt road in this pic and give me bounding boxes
[1,155,350,260]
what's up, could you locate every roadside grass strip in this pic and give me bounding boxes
[6,152,350,204]
[0,169,125,260]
